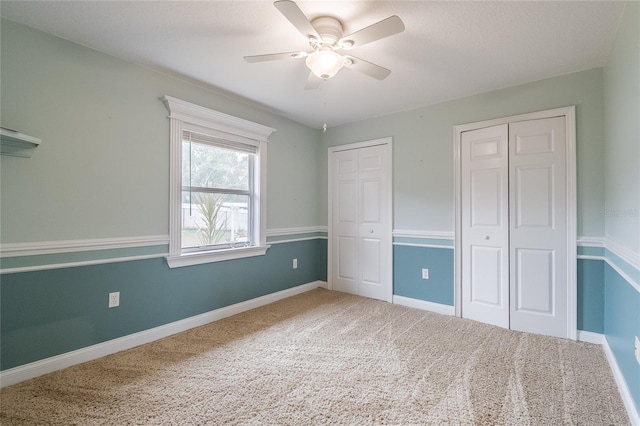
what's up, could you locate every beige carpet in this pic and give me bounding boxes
[0,288,629,425]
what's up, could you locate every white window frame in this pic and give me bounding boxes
[162,96,275,268]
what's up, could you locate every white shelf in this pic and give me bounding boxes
[1,128,41,158]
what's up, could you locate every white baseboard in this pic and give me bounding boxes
[0,280,327,388]
[602,337,640,425]
[392,295,455,316]
[577,330,604,345]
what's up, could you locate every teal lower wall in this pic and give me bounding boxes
[392,245,606,334]
[604,263,640,412]
[4,236,636,415]
[393,245,454,306]
[317,239,328,282]
[0,239,326,371]
[577,259,605,333]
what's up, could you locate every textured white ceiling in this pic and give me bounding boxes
[0,1,625,128]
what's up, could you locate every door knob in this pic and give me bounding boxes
[483,235,490,240]
[370,230,374,233]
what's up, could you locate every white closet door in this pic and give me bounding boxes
[332,148,359,295]
[330,142,392,302]
[461,124,510,328]
[509,117,567,338]
[357,144,391,301]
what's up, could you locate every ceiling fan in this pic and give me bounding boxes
[244,0,405,89]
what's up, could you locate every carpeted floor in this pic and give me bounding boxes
[0,288,629,425]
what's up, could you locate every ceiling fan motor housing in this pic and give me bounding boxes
[310,16,343,47]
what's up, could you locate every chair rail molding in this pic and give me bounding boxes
[392,229,454,240]
[0,235,170,258]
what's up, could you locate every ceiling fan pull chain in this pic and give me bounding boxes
[323,79,328,133]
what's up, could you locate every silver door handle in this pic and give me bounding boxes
[483,235,490,240]
[370,230,374,233]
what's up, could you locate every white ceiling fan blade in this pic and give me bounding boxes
[274,0,321,41]
[244,51,307,63]
[340,16,405,49]
[304,72,323,90]
[343,55,391,80]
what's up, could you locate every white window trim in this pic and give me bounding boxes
[162,95,275,268]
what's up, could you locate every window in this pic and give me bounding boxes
[182,131,253,252]
[162,96,275,268]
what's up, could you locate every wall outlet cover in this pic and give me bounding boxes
[109,292,120,308]
[422,268,429,280]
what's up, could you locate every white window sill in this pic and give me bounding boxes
[166,245,270,268]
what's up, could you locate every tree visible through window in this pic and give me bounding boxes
[181,131,254,252]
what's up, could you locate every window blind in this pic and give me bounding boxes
[183,130,257,154]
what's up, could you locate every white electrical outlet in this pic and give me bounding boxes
[422,268,429,280]
[635,336,640,365]
[108,292,120,308]
[293,258,298,269]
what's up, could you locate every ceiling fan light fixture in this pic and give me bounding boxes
[305,48,344,79]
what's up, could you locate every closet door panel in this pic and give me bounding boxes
[514,248,554,313]
[330,141,392,303]
[332,150,359,295]
[509,117,568,338]
[461,124,510,328]
[357,144,390,301]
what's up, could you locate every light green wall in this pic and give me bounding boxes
[1,18,610,242]
[319,68,605,237]
[0,19,322,244]
[602,3,640,411]
[603,1,639,253]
